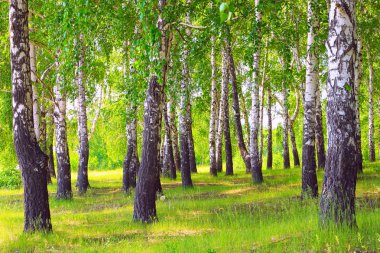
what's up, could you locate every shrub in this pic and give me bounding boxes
[0,167,22,189]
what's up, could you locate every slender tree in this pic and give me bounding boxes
[168,102,181,171]
[320,0,360,228]
[354,39,363,173]
[315,82,326,169]
[9,0,52,231]
[76,37,90,194]
[282,81,291,169]
[266,86,273,169]
[368,50,375,161]
[225,28,251,174]
[288,91,300,167]
[209,35,218,176]
[221,45,233,176]
[30,43,40,141]
[54,62,72,199]
[187,104,197,173]
[123,107,139,191]
[179,0,194,186]
[250,0,264,183]
[215,74,225,173]
[302,0,319,198]
[163,100,176,179]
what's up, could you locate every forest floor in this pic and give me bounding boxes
[0,163,379,252]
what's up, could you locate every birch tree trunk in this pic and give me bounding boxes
[282,84,291,169]
[289,124,300,167]
[54,64,72,199]
[168,103,181,171]
[30,43,40,141]
[133,76,162,222]
[266,86,273,169]
[187,104,197,173]
[250,0,263,183]
[76,41,90,194]
[45,103,56,179]
[354,39,363,173]
[225,28,250,173]
[123,107,140,191]
[259,86,265,169]
[179,1,193,186]
[240,91,250,150]
[163,100,176,179]
[259,45,268,169]
[179,70,193,187]
[221,46,233,176]
[320,0,360,228]
[209,35,218,176]
[134,0,170,222]
[9,0,52,231]
[368,50,375,161]
[215,79,225,173]
[302,0,319,198]
[39,92,50,184]
[315,83,326,169]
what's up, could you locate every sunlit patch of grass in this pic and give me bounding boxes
[0,163,379,252]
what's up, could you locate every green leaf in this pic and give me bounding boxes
[343,83,352,92]
[219,3,229,23]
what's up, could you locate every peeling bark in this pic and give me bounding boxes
[320,0,360,228]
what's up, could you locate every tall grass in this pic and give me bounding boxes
[0,163,379,252]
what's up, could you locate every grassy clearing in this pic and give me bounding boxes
[0,163,379,252]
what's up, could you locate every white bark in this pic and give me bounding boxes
[320,0,359,227]
[368,50,375,161]
[250,0,263,182]
[30,43,40,141]
[301,0,319,197]
[209,35,218,175]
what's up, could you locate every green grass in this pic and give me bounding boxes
[0,163,379,252]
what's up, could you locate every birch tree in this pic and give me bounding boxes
[302,0,319,198]
[76,39,90,194]
[320,0,360,228]
[250,0,263,183]
[368,50,375,161]
[9,0,52,231]
[54,62,72,199]
[209,35,218,176]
